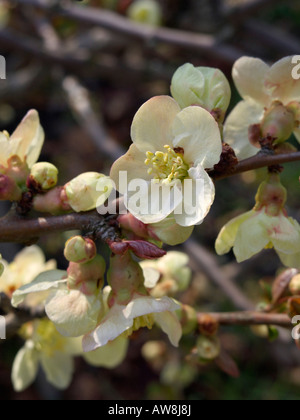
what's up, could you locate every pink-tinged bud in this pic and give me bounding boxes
[0,174,22,201]
[118,213,149,239]
[286,101,300,122]
[261,102,296,143]
[64,236,97,263]
[29,162,58,191]
[255,173,287,216]
[33,187,71,214]
[67,255,106,295]
[6,155,30,185]
[108,252,147,305]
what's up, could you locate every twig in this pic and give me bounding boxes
[198,311,292,328]
[224,0,289,22]
[210,151,300,180]
[184,240,254,311]
[12,0,242,64]
[0,210,118,244]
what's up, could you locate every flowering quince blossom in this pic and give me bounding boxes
[0,246,56,304]
[141,251,192,298]
[110,96,222,227]
[224,56,300,160]
[82,252,183,352]
[0,110,44,201]
[215,173,300,266]
[12,319,82,392]
[12,254,106,337]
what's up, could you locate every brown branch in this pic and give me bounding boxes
[11,0,242,65]
[184,240,254,311]
[198,311,292,328]
[210,151,300,181]
[0,210,118,244]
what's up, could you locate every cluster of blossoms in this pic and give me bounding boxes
[0,55,300,392]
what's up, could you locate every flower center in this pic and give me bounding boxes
[123,314,155,338]
[145,145,189,185]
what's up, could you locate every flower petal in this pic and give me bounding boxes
[124,295,180,319]
[174,165,215,227]
[148,216,194,246]
[110,144,152,194]
[278,251,300,269]
[154,311,182,347]
[270,216,300,254]
[224,100,265,160]
[215,210,254,255]
[82,304,133,350]
[171,106,222,168]
[40,352,74,390]
[232,56,270,105]
[131,96,181,153]
[83,336,129,368]
[233,213,270,262]
[10,110,44,168]
[45,288,102,337]
[265,56,300,103]
[11,343,39,392]
[11,270,67,308]
[142,267,161,289]
[0,132,12,166]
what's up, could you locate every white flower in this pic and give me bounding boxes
[83,293,182,352]
[0,110,44,171]
[111,95,222,227]
[0,246,56,302]
[224,56,300,160]
[11,319,82,392]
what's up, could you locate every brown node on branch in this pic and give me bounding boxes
[16,191,34,216]
[198,313,219,337]
[209,143,238,177]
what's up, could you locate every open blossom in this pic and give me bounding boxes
[111,96,222,227]
[224,56,300,160]
[215,174,300,266]
[82,253,182,352]
[0,246,56,303]
[12,319,82,392]
[141,251,192,298]
[0,110,44,201]
[12,254,106,337]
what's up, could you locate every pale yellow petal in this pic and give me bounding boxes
[224,100,265,160]
[154,311,182,347]
[232,56,270,105]
[266,56,300,103]
[171,106,222,169]
[84,336,128,368]
[40,352,74,390]
[131,96,181,153]
[11,344,39,392]
[148,216,194,246]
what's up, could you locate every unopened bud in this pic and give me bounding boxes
[67,255,106,295]
[65,172,113,212]
[127,0,162,27]
[196,335,220,361]
[171,63,231,120]
[33,186,71,215]
[64,236,97,263]
[29,162,58,191]
[290,274,300,295]
[179,305,198,335]
[261,102,296,143]
[255,173,287,215]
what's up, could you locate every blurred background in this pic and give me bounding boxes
[0,0,300,400]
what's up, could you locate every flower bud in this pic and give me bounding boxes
[67,255,106,295]
[261,102,296,142]
[255,173,287,216]
[64,236,97,264]
[65,172,113,213]
[196,335,220,361]
[178,305,198,335]
[171,63,231,120]
[289,274,300,295]
[29,162,58,191]
[127,0,162,27]
[0,174,22,201]
[33,186,71,215]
